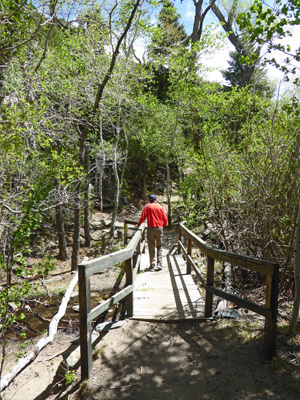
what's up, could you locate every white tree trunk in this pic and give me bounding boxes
[0,272,78,392]
[99,117,105,212]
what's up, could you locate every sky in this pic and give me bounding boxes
[173,0,234,83]
[172,0,300,90]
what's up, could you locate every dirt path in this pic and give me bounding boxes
[2,316,300,400]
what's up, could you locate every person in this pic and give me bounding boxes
[137,194,168,271]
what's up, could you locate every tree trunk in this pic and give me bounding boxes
[211,3,261,87]
[84,144,91,247]
[166,162,172,227]
[191,0,213,44]
[165,102,180,227]
[288,200,300,333]
[98,118,105,211]
[71,182,81,271]
[110,147,120,237]
[55,203,68,261]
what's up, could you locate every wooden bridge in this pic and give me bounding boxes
[78,221,279,380]
[133,250,204,321]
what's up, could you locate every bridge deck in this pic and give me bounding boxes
[132,251,205,321]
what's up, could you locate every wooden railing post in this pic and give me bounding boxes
[78,264,92,380]
[125,257,133,317]
[264,265,279,359]
[141,226,146,253]
[136,239,141,274]
[187,237,192,274]
[124,221,128,246]
[205,256,214,317]
[178,227,182,254]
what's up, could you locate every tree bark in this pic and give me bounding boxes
[71,181,81,271]
[165,101,180,227]
[55,203,68,261]
[98,117,105,211]
[110,147,120,237]
[84,144,91,247]
[110,101,122,237]
[191,0,214,43]
[211,3,260,86]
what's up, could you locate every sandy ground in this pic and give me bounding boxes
[1,316,300,400]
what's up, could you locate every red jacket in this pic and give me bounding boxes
[138,203,168,228]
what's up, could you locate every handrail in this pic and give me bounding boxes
[178,222,279,360]
[78,220,145,380]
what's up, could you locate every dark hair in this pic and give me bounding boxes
[149,194,156,202]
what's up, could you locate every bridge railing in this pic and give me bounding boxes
[78,220,145,380]
[178,222,279,360]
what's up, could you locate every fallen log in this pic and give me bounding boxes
[0,271,78,392]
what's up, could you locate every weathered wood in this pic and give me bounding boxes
[87,285,133,323]
[125,257,133,317]
[124,219,139,226]
[132,254,204,321]
[187,237,192,274]
[78,222,146,380]
[123,219,138,246]
[78,265,92,380]
[0,272,79,392]
[66,333,100,368]
[264,264,279,359]
[179,223,279,359]
[80,222,146,277]
[187,254,206,287]
[178,228,182,254]
[179,223,277,275]
[208,285,272,318]
[205,257,214,317]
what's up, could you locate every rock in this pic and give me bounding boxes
[72,305,80,312]
[90,219,111,230]
[8,302,18,311]
[217,309,240,319]
[95,319,129,332]
[146,333,153,340]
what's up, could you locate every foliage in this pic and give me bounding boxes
[65,368,76,386]
[222,50,275,96]
[178,84,300,271]
[238,0,300,82]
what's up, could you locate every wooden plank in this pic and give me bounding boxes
[207,285,272,318]
[205,257,214,317]
[125,257,133,317]
[179,223,278,275]
[87,285,133,323]
[79,222,146,277]
[78,265,92,380]
[132,254,204,321]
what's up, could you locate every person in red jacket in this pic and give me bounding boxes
[138,194,168,271]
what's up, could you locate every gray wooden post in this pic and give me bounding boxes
[264,265,279,359]
[78,264,92,380]
[187,237,192,274]
[125,257,133,317]
[124,221,128,246]
[178,227,182,254]
[205,256,214,317]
